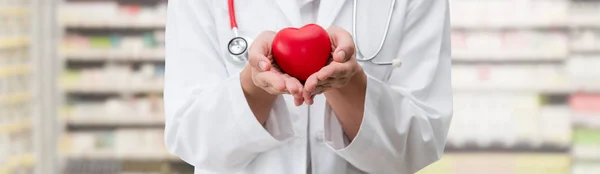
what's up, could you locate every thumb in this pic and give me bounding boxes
[248,54,271,72]
[257,58,270,72]
[327,26,355,63]
[333,50,347,62]
[248,31,276,72]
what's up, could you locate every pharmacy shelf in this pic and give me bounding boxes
[66,118,165,129]
[445,143,570,154]
[0,153,36,174]
[0,92,32,105]
[572,115,600,129]
[65,153,180,162]
[572,146,600,161]
[452,51,567,62]
[62,49,164,62]
[0,119,33,135]
[62,84,163,94]
[62,20,165,29]
[451,22,568,30]
[570,21,600,28]
[0,6,29,16]
[571,47,600,53]
[451,84,598,94]
[0,64,31,78]
[0,37,29,49]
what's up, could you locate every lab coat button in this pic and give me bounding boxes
[316,131,324,142]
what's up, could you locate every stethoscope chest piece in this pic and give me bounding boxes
[227,36,253,66]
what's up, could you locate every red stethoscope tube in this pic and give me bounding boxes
[228,0,238,29]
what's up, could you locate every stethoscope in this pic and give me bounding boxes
[226,0,402,69]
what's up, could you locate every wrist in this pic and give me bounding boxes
[326,68,367,95]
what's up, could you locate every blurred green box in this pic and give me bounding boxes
[417,154,570,174]
[89,36,112,49]
[573,129,600,145]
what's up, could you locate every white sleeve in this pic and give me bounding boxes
[163,0,295,173]
[323,0,453,173]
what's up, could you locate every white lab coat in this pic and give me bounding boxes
[163,0,453,173]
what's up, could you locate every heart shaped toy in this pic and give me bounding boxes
[272,24,331,82]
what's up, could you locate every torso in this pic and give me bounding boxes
[198,0,411,173]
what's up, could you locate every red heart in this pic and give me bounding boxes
[272,24,331,82]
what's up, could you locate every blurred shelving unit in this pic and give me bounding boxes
[568,1,600,173]
[50,0,600,174]
[440,0,600,174]
[57,0,192,173]
[0,0,54,174]
[0,0,38,173]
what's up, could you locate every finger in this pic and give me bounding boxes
[316,64,337,81]
[333,50,348,63]
[320,62,355,80]
[303,89,313,105]
[285,77,298,97]
[302,86,313,106]
[294,97,304,106]
[248,32,276,71]
[306,94,315,105]
[282,74,301,97]
[249,54,272,72]
[256,72,286,93]
[327,26,355,62]
[295,81,303,97]
[303,74,319,94]
[316,80,332,88]
[313,85,331,95]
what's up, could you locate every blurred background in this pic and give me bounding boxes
[1,0,600,173]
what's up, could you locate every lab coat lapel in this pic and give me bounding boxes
[274,0,302,27]
[316,0,347,28]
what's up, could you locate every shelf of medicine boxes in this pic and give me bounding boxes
[0,6,29,17]
[444,142,570,154]
[0,118,32,135]
[0,153,36,174]
[451,21,569,30]
[569,20,600,28]
[65,118,165,129]
[61,48,165,62]
[451,83,600,94]
[572,115,600,130]
[0,91,31,104]
[64,152,180,162]
[0,37,29,49]
[61,83,163,95]
[570,46,600,54]
[62,20,166,29]
[0,64,30,78]
[451,50,568,63]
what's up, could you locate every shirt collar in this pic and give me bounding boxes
[298,0,316,8]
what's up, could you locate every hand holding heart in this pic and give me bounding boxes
[301,26,362,105]
[247,31,305,105]
[269,25,361,105]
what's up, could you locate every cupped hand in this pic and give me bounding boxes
[247,31,305,106]
[302,26,363,105]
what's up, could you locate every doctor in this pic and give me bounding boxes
[164,0,452,173]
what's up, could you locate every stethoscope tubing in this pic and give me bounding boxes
[228,0,239,37]
[352,0,397,65]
